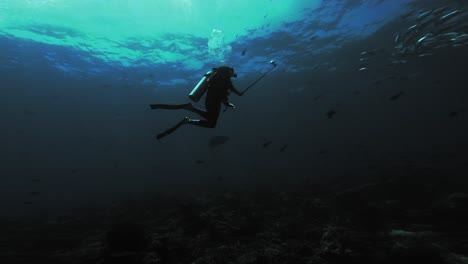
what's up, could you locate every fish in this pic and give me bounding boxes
[262,141,273,148]
[395,33,400,44]
[280,145,287,152]
[417,16,438,31]
[209,136,230,147]
[407,24,418,32]
[449,109,464,117]
[29,191,40,196]
[418,53,433,57]
[71,169,80,174]
[195,160,205,164]
[241,48,247,56]
[326,110,336,119]
[353,90,361,95]
[319,149,328,155]
[453,34,468,42]
[32,178,41,183]
[358,67,368,72]
[310,35,319,41]
[416,10,433,21]
[433,6,449,16]
[416,34,432,46]
[389,91,404,101]
[439,10,463,23]
[24,202,33,205]
[314,93,325,101]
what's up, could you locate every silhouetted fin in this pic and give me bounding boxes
[156,118,188,140]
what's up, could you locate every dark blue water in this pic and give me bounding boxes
[1,1,468,263]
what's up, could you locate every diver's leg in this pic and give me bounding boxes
[156,117,189,140]
[185,102,220,128]
[150,103,191,110]
[183,104,211,119]
[150,103,210,119]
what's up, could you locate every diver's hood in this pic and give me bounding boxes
[213,66,237,78]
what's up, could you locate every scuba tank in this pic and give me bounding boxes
[188,69,216,102]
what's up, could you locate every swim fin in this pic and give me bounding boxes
[156,117,189,140]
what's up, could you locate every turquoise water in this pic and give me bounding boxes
[0,0,409,85]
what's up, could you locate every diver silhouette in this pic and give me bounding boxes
[150,66,243,140]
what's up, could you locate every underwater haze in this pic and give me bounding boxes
[1,0,468,263]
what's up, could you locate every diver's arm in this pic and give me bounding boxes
[230,85,244,96]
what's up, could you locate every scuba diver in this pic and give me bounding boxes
[150,66,244,140]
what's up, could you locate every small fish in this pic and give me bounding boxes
[32,178,41,183]
[360,58,369,62]
[326,110,336,119]
[216,175,224,181]
[418,53,433,57]
[417,10,433,21]
[433,6,449,16]
[407,24,418,32]
[417,17,438,30]
[361,51,376,56]
[71,169,80,174]
[314,93,325,101]
[440,10,463,23]
[263,141,273,148]
[319,149,328,155]
[310,35,319,41]
[353,90,361,95]
[280,145,287,152]
[195,160,205,164]
[389,91,404,101]
[449,109,464,117]
[209,136,230,147]
[453,34,468,42]
[416,34,431,45]
[24,202,33,205]
[29,191,40,196]
[395,33,400,44]
[358,67,368,72]
[241,48,247,56]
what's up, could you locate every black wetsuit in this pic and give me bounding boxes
[200,71,234,127]
[150,68,242,139]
